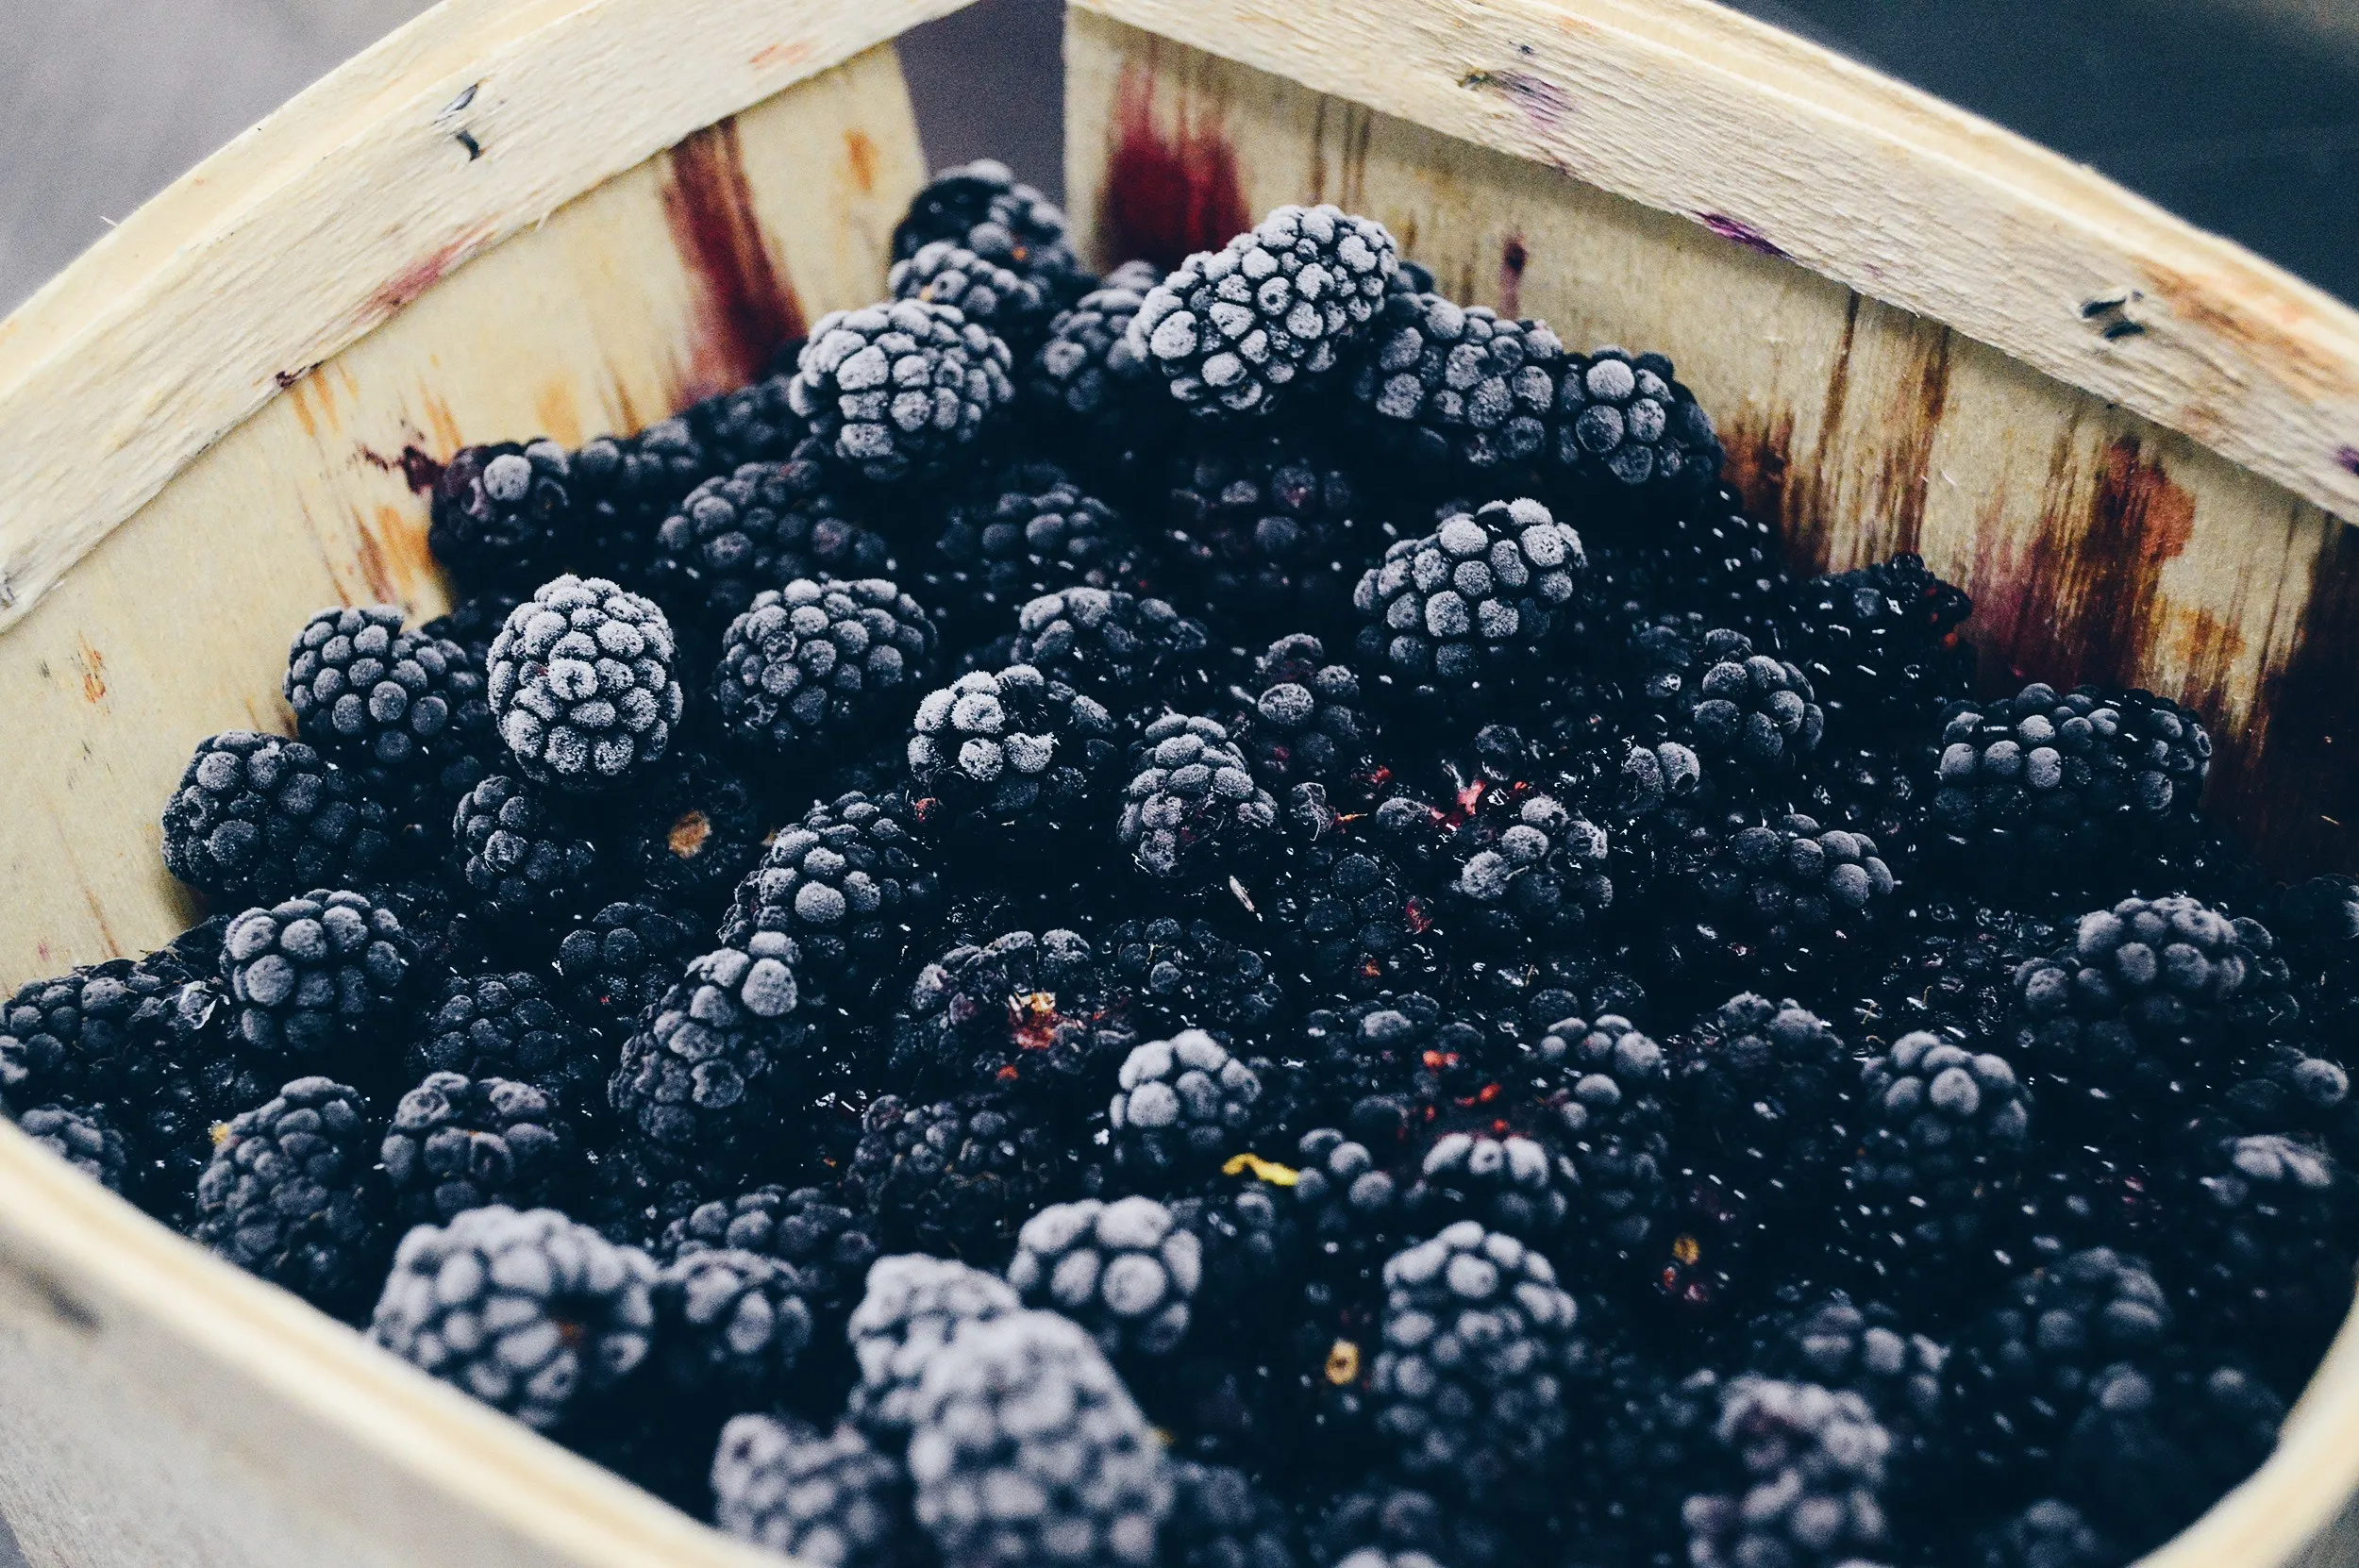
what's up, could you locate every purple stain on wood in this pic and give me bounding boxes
[1698,213,1787,259]
[1101,63,1250,274]
[2336,444,2359,477]
[661,119,806,401]
[1464,70,1573,134]
[358,444,445,494]
[1498,235,1528,319]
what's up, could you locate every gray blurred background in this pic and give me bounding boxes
[3,0,2356,314]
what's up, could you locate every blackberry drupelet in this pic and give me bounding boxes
[1117,713,1281,882]
[1629,622,1823,784]
[1233,633,1377,790]
[370,1204,657,1430]
[554,900,700,1028]
[219,889,414,1059]
[1159,433,1368,636]
[1011,588,1214,714]
[1443,787,1614,951]
[1351,498,1587,705]
[711,1415,921,1568]
[662,1184,880,1325]
[649,463,894,634]
[1007,1195,1204,1359]
[380,1071,577,1225]
[1350,292,1565,493]
[1109,1032,1265,1187]
[1841,1029,2033,1296]
[487,575,683,791]
[1682,1376,1893,1568]
[412,970,606,1108]
[891,158,1085,294]
[604,751,764,912]
[2167,1129,2355,1366]
[160,732,395,903]
[905,665,1121,842]
[890,239,1055,355]
[1548,347,1723,503]
[1163,1460,1301,1568]
[284,606,488,799]
[848,1089,1083,1262]
[652,1247,813,1400]
[920,461,1139,642]
[904,1309,1172,1568]
[713,578,936,757]
[194,1076,389,1314]
[1772,553,1975,729]
[847,1252,1024,1443]
[788,300,1016,484]
[429,440,574,585]
[722,790,939,1003]
[14,1102,131,1191]
[1131,203,1397,417]
[452,775,601,918]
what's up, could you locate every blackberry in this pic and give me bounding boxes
[14,1102,131,1191]
[2167,1129,2355,1364]
[890,239,1056,355]
[420,589,525,667]
[1351,499,1587,705]
[1008,1195,1204,1359]
[2061,1358,2284,1548]
[194,1076,389,1314]
[683,371,810,475]
[649,463,893,634]
[920,462,1139,642]
[892,159,1085,293]
[160,732,396,903]
[1159,434,1369,635]
[1118,714,1282,882]
[1232,634,1377,790]
[1771,554,1975,730]
[1531,1012,1676,1266]
[429,440,573,585]
[2,950,215,1119]
[1744,1289,1946,1459]
[1802,740,1932,879]
[887,928,1132,1102]
[219,888,414,1059]
[379,1071,577,1225]
[1665,810,1895,982]
[1110,1032,1266,1187]
[904,1309,1172,1568]
[1311,1482,1501,1568]
[412,971,606,1108]
[1849,896,2062,1057]
[1369,1221,1586,1504]
[662,1184,880,1324]
[570,418,721,584]
[1974,1500,2121,1568]
[722,790,939,1003]
[713,578,936,756]
[848,1090,1082,1262]
[1262,822,1444,999]
[711,1415,921,1567]
[487,575,682,791]
[1682,1377,1892,1568]
[1675,995,1855,1214]
[1011,587,1214,713]
[1929,683,2212,895]
[1349,292,1564,492]
[1629,623,1823,783]
[1163,1460,1300,1568]
[1611,484,1788,633]
[788,300,1016,485]
[1132,203,1397,417]
[369,1204,657,1429]
[1101,917,1286,1048]
[554,900,700,1027]
[1548,347,1723,503]
[1025,280,1169,466]
[451,775,601,917]
[1443,786,1614,951]
[609,935,819,1177]
[906,665,1121,842]
[652,1246,813,1399]
[604,751,764,911]
[284,606,488,797]
[847,1252,1025,1443]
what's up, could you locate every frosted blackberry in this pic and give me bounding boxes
[892,158,1085,292]
[1233,634,1376,790]
[891,239,1055,355]
[788,300,1015,484]
[1313,1483,1494,1568]
[569,418,720,584]
[606,751,764,910]
[1682,1377,1892,1568]
[722,790,939,1002]
[2168,1129,2354,1359]
[1263,827,1444,999]
[429,439,573,584]
[1118,714,1281,882]
[1131,203,1397,416]
[160,732,395,903]
[890,926,1137,1103]
[1801,740,1932,881]
[1630,622,1823,782]
[662,1184,879,1322]
[1675,995,1854,1210]
[380,1071,577,1225]
[1369,1221,1585,1504]
[284,606,486,793]
[649,462,893,632]
[451,775,600,916]
[848,1252,1023,1442]
[2059,1359,2284,1547]
[712,1415,920,1568]
[1349,292,1564,491]
[413,970,605,1109]
[13,1101,130,1191]
[1351,499,1586,701]
[1840,1030,2031,1299]
[1160,434,1368,633]
[1612,484,1789,633]
[1772,553,1976,728]
[1109,1032,1264,1186]
[684,371,809,474]
[906,665,1120,840]
[194,1076,389,1313]
[1745,1290,1946,1457]
[487,575,682,790]
[1974,1500,2119,1568]
[1444,788,1614,950]
[1548,347,1723,501]
[1007,1195,1204,1359]
[1163,1460,1300,1568]
[554,900,699,1027]
[421,588,525,667]
[1672,810,1896,978]
[1100,917,1286,1048]
[847,1089,1082,1261]
[369,1204,656,1430]
[219,889,414,1059]
[653,1247,813,1399]
[1531,1013,1675,1263]
[713,577,934,757]
[610,934,818,1176]
[1011,588,1213,712]
[920,463,1138,642]
[905,1309,1172,1568]
[1024,281,1167,459]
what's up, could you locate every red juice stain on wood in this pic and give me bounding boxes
[369,227,487,321]
[1100,63,1249,274]
[662,119,807,403]
[71,637,106,705]
[1865,325,1953,561]
[1718,409,1799,561]
[352,515,399,603]
[2239,524,2359,877]
[358,444,445,494]
[1497,236,1528,320]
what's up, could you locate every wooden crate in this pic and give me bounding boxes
[2,0,2357,1561]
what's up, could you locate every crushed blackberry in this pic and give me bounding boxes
[919,460,1139,642]
[1772,553,1975,730]
[195,1076,390,1315]
[380,1070,578,1224]
[886,926,1133,1104]
[649,463,894,635]
[161,732,396,904]
[487,575,683,790]
[712,577,936,757]
[890,239,1055,356]
[788,300,1016,484]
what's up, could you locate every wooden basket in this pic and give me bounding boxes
[4,0,2358,1561]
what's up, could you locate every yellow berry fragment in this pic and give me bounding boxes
[1222,1151,1299,1186]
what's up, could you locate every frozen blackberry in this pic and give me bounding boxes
[284,606,487,795]
[13,1101,131,1191]
[413,970,606,1109]
[1351,499,1587,703]
[1682,1377,1892,1568]
[1159,435,1369,634]
[1025,281,1169,462]
[1263,821,1445,999]
[451,775,601,916]
[379,1071,577,1225]
[1164,1460,1300,1568]
[649,463,894,633]
[788,300,1016,484]
[1929,683,2212,893]
[1531,1013,1676,1264]
[219,889,414,1059]
[1349,292,1564,492]
[486,575,682,790]
[1110,1032,1265,1187]
[160,732,396,903]
[1675,995,1856,1212]
[554,900,700,1027]
[194,1076,389,1313]
[1443,787,1614,951]
[712,1415,921,1568]
[713,578,936,755]
[1848,896,2061,1058]
[887,930,1131,1104]
[1841,1030,2033,1294]
[684,371,810,475]
[421,588,526,667]
[1548,347,1723,502]
[1974,1499,2121,1568]
[1800,740,1932,880]
[369,1204,657,1430]
[1369,1221,1585,1504]
[2059,1358,2284,1547]
[892,158,1085,292]
[610,934,819,1177]
[1118,714,1281,882]
[905,1309,1172,1568]
[569,418,721,585]
[1611,484,1789,633]
[1101,917,1286,1048]
[920,462,1138,642]
[605,751,764,911]
[847,1252,1025,1443]
[1132,203,1397,417]
[1011,588,1213,713]
[1745,1289,1946,1457]
[1666,810,1896,980]
[1233,634,1377,790]
[723,790,939,1002]
[2167,1129,2354,1360]
[891,239,1056,355]
[1629,622,1823,782]
[429,440,574,585]
[1772,554,1976,729]
[847,1090,1083,1261]
[652,1246,813,1399]
[662,1184,879,1321]
[906,665,1121,842]
[1008,1195,1204,1359]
